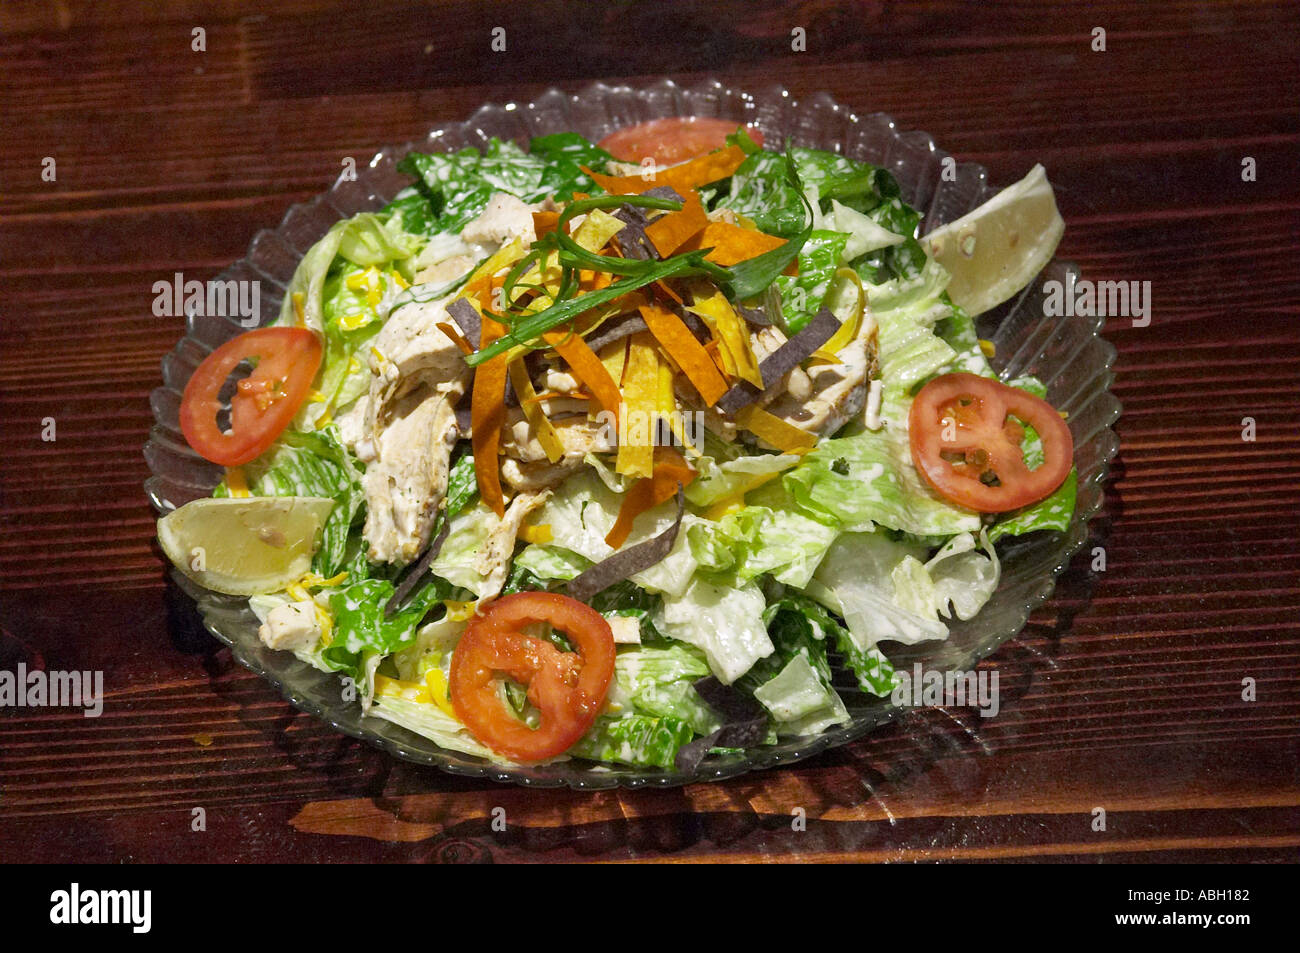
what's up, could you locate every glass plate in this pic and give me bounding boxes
[144,78,1120,788]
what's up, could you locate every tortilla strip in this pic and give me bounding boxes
[566,488,685,603]
[639,302,728,406]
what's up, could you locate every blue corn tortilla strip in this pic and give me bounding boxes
[384,519,453,617]
[715,306,842,415]
[446,296,481,349]
[584,313,649,354]
[612,210,656,261]
[673,728,724,773]
[673,675,770,771]
[565,487,685,604]
[736,303,773,326]
[641,185,686,203]
[612,186,685,261]
[666,299,712,344]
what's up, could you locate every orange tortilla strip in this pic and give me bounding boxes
[645,190,708,257]
[436,322,473,356]
[638,303,729,406]
[471,313,509,516]
[532,210,560,237]
[686,221,788,266]
[543,328,623,421]
[605,448,696,549]
[581,144,748,196]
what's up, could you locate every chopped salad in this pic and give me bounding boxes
[159,117,1076,771]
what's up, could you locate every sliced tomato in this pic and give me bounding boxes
[599,117,764,166]
[180,327,323,467]
[449,592,616,762]
[909,372,1073,513]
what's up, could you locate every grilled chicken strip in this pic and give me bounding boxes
[356,295,471,565]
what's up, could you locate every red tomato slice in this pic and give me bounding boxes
[599,117,764,166]
[449,592,616,762]
[909,373,1073,513]
[180,327,323,467]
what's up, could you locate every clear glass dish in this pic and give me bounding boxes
[144,79,1120,788]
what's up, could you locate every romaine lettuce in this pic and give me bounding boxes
[739,597,848,736]
[652,576,772,684]
[774,229,849,333]
[322,575,447,691]
[569,714,694,769]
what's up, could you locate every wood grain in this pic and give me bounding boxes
[1,0,1298,862]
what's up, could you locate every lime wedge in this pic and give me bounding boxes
[158,496,335,596]
[923,163,1064,316]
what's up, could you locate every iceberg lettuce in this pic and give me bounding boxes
[569,714,694,769]
[369,694,511,762]
[805,531,949,649]
[605,642,719,735]
[714,493,839,588]
[652,576,772,684]
[528,471,704,599]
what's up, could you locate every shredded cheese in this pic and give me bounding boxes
[223,467,251,498]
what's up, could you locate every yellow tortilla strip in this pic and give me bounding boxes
[735,405,816,454]
[689,291,762,388]
[508,358,565,463]
[616,332,658,479]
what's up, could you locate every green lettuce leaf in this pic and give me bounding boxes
[278,213,422,427]
[396,135,609,237]
[526,132,615,200]
[850,196,926,283]
[774,229,849,333]
[605,641,718,735]
[570,714,695,769]
[738,598,849,736]
[527,471,703,599]
[926,530,1001,619]
[710,487,840,588]
[765,593,898,697]
[683,453,802,507]
[369,694,510,762]
[588,580,664,644]
[717,146,897,239]
[511,544,592,584]
[323,575,448,687]
[651,575,772,684]
[804,531,949,650]
[987,468,1078,542]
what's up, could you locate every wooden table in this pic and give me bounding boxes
[2,0,1297,863]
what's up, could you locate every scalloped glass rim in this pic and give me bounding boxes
[145,79,1120,789]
